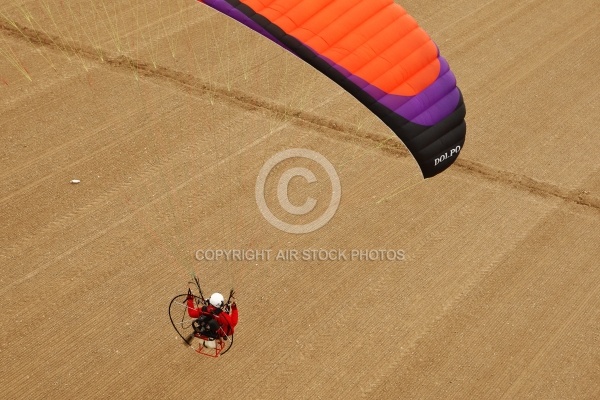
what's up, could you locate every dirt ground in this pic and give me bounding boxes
[1,1,599,399]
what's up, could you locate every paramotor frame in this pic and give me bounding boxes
[168,292,234,357]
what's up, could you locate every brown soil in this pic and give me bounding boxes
[1,1,598,399]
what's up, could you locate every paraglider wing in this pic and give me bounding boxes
[198,0,466,178]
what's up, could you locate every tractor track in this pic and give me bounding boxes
[1,19,598,214]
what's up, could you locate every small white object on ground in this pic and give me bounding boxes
[70,179,81,184]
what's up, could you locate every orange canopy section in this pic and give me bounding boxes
[241,0,440,96]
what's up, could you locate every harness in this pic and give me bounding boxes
[193,305,225,339]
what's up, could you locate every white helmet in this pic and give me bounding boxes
[209,292,224,308]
